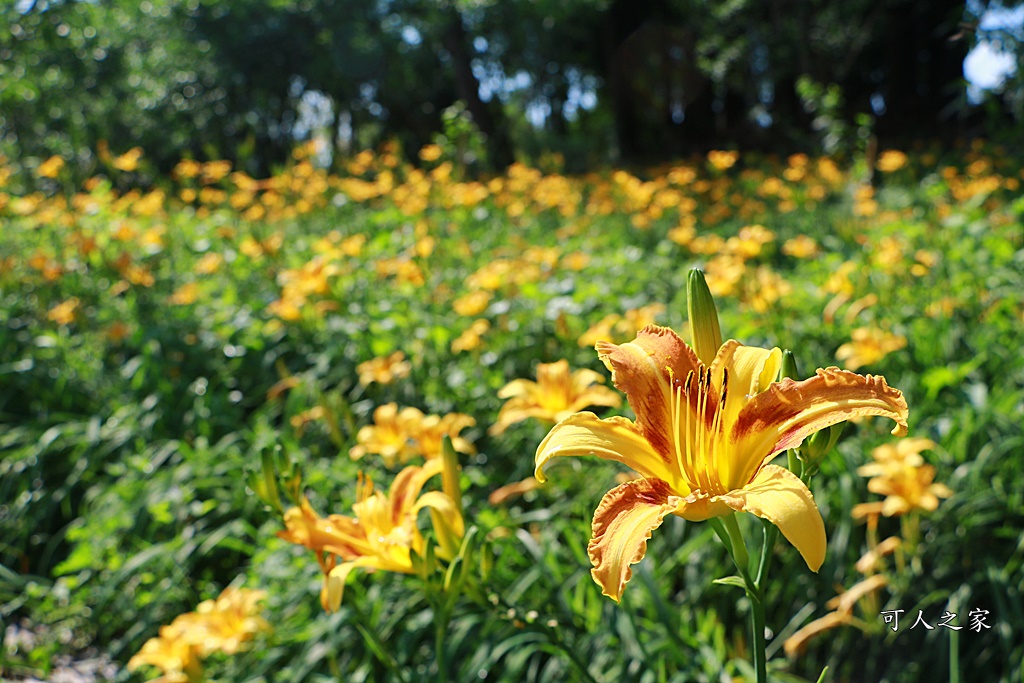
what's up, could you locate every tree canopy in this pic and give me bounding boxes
[1,0,1016,179]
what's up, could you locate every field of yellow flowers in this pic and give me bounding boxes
[1,141,1022,682]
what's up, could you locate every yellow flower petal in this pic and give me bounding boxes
[387,459,442,522]
[711,340,782,398]
[588,477,682,602]
[729,367,908,488]
[413,490,465,559]
[715,464,826,572]
[783,611,848,657]
[709,340,782,486]
[535,412,680,486]
[325,557,380,612]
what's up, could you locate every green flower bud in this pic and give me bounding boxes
[687,269,723,365]
[781,349,800,381]
[441,435,463,517]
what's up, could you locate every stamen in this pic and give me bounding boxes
[683,370,695,485]
[695,367,713,492]
[668,368,684,482]
[720,368,729,409]
[708,373,726,494]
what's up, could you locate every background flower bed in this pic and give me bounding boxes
[1,143,1022,681]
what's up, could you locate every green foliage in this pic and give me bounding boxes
[1,144,1023,682]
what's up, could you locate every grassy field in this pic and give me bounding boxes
[1,142,1022,682]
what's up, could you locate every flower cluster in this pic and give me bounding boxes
[349,403,475,467]
[277,458,464,612]
[490,359,621,435]
[853,437,952,519]
[127,587,269,682]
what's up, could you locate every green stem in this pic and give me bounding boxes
[714,515,768,683]
[722,514,751,580]
[751,587,768,683]
[435,603,450,683]
[755,521,780,590]
[350,597,407,683]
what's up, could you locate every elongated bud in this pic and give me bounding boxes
[687,269,723,365]
[441,436,463,517]
[781,349,800,381]
[260,450,283,513]
[807,422,844,461]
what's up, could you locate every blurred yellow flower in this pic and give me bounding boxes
[106,321,131,343]
[707,150,739,171]
[419,144,443,162]
[201,160,232,183]
[578,304,664,347]
[865,463,952,516]
[703,254,746,297]
[175,587,269,656]
[783,574,888,657]
[451,319,490,353]
[745,266,791,313]
[855,535,903,574]
[560,251,591,271]
[876,150,908,173]
[113,147,144,172]
[37,155,65,179]
[667,220,696,247]
[128,586,267,682]
[727,224,775,259]
[414,412,477,461]
[835,327,907,371]
[124,264,156,287]
[128,626,203,683]
[169,282,199,306]
[194,252,224,275]
[453,290,491,317]
[47,297,80,325]
[357,351,412,386]
[173,159,202,179]
[490,359,621,435]
[349,403,424,466]
[857,437,934,477]
[578,315,617,348]
[782,235,819,258]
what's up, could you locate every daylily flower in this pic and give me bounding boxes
[489,359,621,435]
[357,351,411,386]
[128,626,203,683]
[180,587,270,656]
[863,462,952,516]
[835,327,907,371]
[348,403,424,465]
[349,403,475,466]
[277,459,464,611]
[856,436,933,476]
[535,325,908,601]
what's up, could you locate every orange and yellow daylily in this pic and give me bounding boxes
[535,325,908,601]
[490,359,621,435]
[277,459,464,611]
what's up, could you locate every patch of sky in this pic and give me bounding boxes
[964,4,1023,102]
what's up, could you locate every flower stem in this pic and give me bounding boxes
[722,514,751,579]
[435,603,450,683]
[750,584,768,683]
[713,515,767,683]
